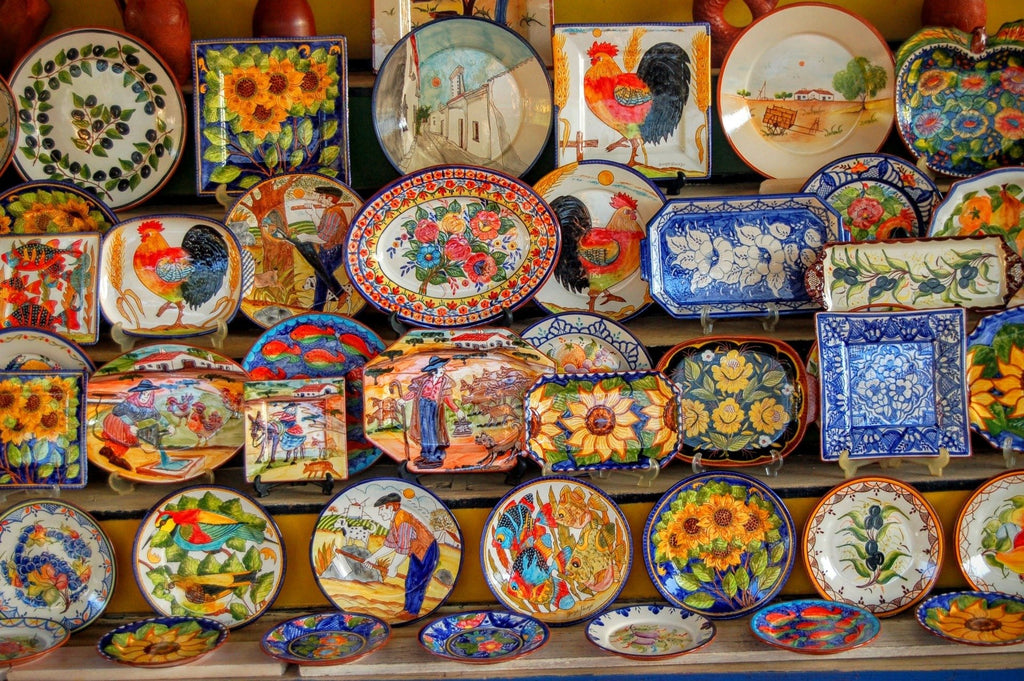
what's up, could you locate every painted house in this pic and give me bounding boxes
[794,88,835,101]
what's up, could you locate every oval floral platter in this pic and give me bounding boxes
[531,161,665,320]
[584,604,716,660]
[418,610,549,664]
[0,180,116,234]
[261,611,390,666]
[955,471,1024,597]
[521,311,652,372]
[0,499,115,632]
[345,165,559,328]
[0,327,94,371]
[97,615,228,667]
[133,485,285,630]
[9,28,185,210]
[916,590,1024,646]
[749,599,880,654]
[0,76,15,176]
[643,471,794,619]
[965,306,1024,452]
[803,476,943,617]
[0,616,69,667]
[482,476,631,626]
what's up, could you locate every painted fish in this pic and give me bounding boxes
[259,339,301,362]
[289,323,335,343]
[4,300,64,329]
[3,239,83,274]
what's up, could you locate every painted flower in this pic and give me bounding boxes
[17,196,101,233]
[912,109,945,138]
[223,66,268,115]
[478,639,505,653]
[951,110,988,139]
[469,210,502,240]
[679,398,709,439]
[875,209,915,239]
[739,497,775,546]
[465,252,498,284]
[415,243,442,269]
[995,108,1024,141]
[703,540,745,571]
[0,213,10,234]
[296,60,332,109]
[958,195,994,233]
[712,350,752,393]
[17,379,50,432]
[32,403,70,441]
[527,390,564,456]
[104,621,221,665]
[667,231,739,292]
[697,493,751,544]
[749,397,788,436]
[1001,66,1024,96]
[656,501,709,559]
[264,56,303,111]
[0,378,25,420]
[640,386,678,453]
[439,212,467,235]
[444,234,472,261]
[563,383,640,461]
[966,354,998,426]
[241,101,289,141]
[992,345,1024,418]
[917,69,951,96]
[413,219,439,243]
[929,597,1024,644]
[847,196,884,229]
[711,398,744,435]
[960,73,989,92]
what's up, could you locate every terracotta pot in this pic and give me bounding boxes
[253,0,317,37]
[0,0,50,77]
[693,0,777,67]
[921,0,987,33]
[114,0,192,86]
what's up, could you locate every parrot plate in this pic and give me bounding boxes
[261,611,390,666]
[97,615,228,667]
[0,180,117,234]
[418,610,549,663]
[955,471,1024,598]
[749,599,880,654]
[0,617,70,667]
[520,311,652,372]
[585,604,716,659]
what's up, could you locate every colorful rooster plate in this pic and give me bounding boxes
[0,326,94,371]
[520,311,652,372]
[97,615,228,667]
[955,471,1024,598]
[0,76,14,177]
[749,599,880,654]
[916,591,1024,646]
[418,610,549,663]
[0,180,117,234]
[261,611,390,666]
[0,617,69,667]
[584,604,716,659]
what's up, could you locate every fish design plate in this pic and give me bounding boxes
[261,611,390,666]
[584,604,716,660]
[0,180,116,234]
[916,591,1024,646]
[520,311,652,372]
[955,471,1024,598]
[0,327,93,371]
[0,617,69,667]
[97,615,228,667]
[749,599,880,654]
[418,610,549,663]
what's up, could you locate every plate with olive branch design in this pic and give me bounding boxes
[9,28,185,210]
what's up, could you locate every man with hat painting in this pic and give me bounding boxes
[367,491,440,620]
[405,355,460,470]
[313,184,351,252]
[97,378,175,468]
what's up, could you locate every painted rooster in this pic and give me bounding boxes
[186,402,225,447]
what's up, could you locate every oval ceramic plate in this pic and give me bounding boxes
[966,307,1024,451]
[585,604,716,660]
[916,591,1024,646]
[643,471,794,619]
[261,611,390,666]
[531,161,664,320]
[418,610,549,663]
[955,471,1024,597]
[0,180,116,234]
[9,28,185,210]
[749,599,880,654]
[224,174,366,328]
[0,617,69,667]
[345,165,560,328]
[482,476,631,626]
[0,75,15,177]
[310,478,463,626]
[132,485,285,630]
[373,15,552,177]
[0,327,94,371]
[521,311,652,372]
[803,476,943,617]
[97,616,228,667]
[0,499,115,632]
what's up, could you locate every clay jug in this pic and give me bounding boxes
[114,0,192,87]
[921,0,987,33]
[0,0,50,78]
[693,0,778,67]
[253,0,317,37]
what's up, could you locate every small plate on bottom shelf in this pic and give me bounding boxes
[916,591,1024,646]
[749,599,880,654]
[97,616,228,667]
[0,617,69,667]
[585,604,716,659]
[418,610,549,664]
[261,611,390,666]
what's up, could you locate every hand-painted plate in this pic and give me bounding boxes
[132,485,285,630]
[955,471,1024,597]
[242,312,386,475]
[531,161,664,319]
[224,174,365,328]
[418,610,549,663]
[482,476,631,626]
[916,591,1024,646]
[749,599,880,654]
[373,16,552,177]
[0,499,115,632]
[9,28,185,210]
[0,75,15,177]
[966,307,1024,451]
[585,604,716,660]
[0,180,116,234]
[643,471,794,619]
[0,327,94,371]
[310,478,463,626]
[800,153,941,240]
[97,616,228,667]
[803,476,944,617]
[261,611,390,666]
[520,311,652,371]
[0,617,69,667]
[346,165,560,328]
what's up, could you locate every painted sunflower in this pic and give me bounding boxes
[711,349,753,393]
[563,382,640,462]
[696,492,750,546]
[655,501,709,561]
[222,65,269,116]
[295,60,332,110]
[992,344,1024,418]
[105,620,222,665]
[929,596,1024,644]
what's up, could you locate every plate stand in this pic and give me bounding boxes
[690,448,784,477]
[107,468,215,495]
[654,172,688,198]
[700,306,715,335]
[540,458,660,487]
[110,321,229,352]
[837,448,951,479]
[252,473,335,498]
[761,304,780,333]
[1001,435,1019,469]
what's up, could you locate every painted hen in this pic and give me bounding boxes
[186,401,225,447]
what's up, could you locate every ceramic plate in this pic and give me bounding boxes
[520,311,652,371]
[0,180,116,234]
[955,471,1024,597]
[749,599,880,654]
[717,4,894,179]
[532,161,664,319]
[0,499,115,632]
[656,336,809,467]
[192,37,350,195]
[966,307,1024,451]
[224,173,365,328]
[261,611,390,666]
[803,476,943,617]
[585,604,716,660]
[133,485,285,630]
[0,327,94,371]
[242,312,385,476]
[0,75,15,176]
[816,308,970,461]
[346,165,559,328]
[800,153,941,240]
[482,476,631,625]
[916,591,1024,646]
[643,471,794,619]
[373,16,552,177]
[310,478,463,626]
[552,23,712,179]
[9,27,185,210]
[418,610,549,663]
[0,617,69,667]
[97,616,228,667]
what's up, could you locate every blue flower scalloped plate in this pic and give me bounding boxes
[418,610,548,664]
[261,611,390,666]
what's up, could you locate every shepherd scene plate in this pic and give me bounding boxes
[419,610,548,663]
[917,591,1024,646]
[0,617,69,667]
[585,604,716,659]
[261,611,389,666]
[97,616,228,667]
[956,471,1024,597]
[750,599,880,654]
[9,28,185,209]
[0,327,93,371]
[520,311,652,371]
[0,181,116,234]
[965,306,1024,451]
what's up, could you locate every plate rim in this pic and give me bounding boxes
[583,603,717,660]
[259,610,391,666]
[0,326,95,371]
[96,614,229,667]
[0,616,70,667]
[928,166,1024,239]
[748,597,881,654]
[416,608,550,663]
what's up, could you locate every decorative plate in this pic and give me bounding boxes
[800,153,942,240]
[0,499,115,632]
[642,194,842,319]
[584,604,716,660]
[0,325,94,371]
[895,20,1024,178]
[261,611,390,666]
[0,180,116,234]
[717,4,894,179]
[815,308,970,461]
[224,173,365,328]
[133,485,285,630]
[803,476,943,617]
[482,476,631,626]
[520,311,652,371]
[955,471,1024,597]
[531,161,664,319]
[361,328,554,474]
[0,617,69,667]
[242,312,385,476]
[656,337,809,467]
[193,37,349,195]
[749,599,880,654]
[966,307,1024,451]
[418,610,549,663]
[643,470,794,619]
[310,478,463,626]
[373,16,552,177]
[523,371,681,473]
[97,616,228,667]
[9,27,185,210]
[0,75,15,177]
[916,591,1024,646]
[552,23,712,180]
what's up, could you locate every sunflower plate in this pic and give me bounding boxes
[97,615,228,667]
[916,591,1024,646]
